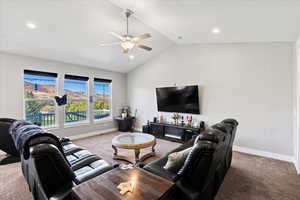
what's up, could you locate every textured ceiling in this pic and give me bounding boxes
[1,0,300,73]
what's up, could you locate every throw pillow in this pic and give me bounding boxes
[163,147,192,173]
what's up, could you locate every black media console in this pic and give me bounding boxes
[142,122,205,143]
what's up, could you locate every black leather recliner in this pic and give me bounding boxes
[221,119,239,169]
[144,119,238,200]
[0,118,18,156]
[7,120,114,200]
[21,135,76,200]
[177,130,227,200]
[211,119,238,184]
[0,118,20,164]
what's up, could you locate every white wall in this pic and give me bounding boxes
[0,52,126,137]
[295,38,300,173]
[0,58,4,117]
[127,43,294,157]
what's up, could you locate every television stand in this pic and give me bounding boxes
[142,122,205,143]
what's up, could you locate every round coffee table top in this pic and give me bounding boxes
[112,133,156,149]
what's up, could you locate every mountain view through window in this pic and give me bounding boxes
[24,71,112,126]
[94,79,111,120]
[64,75,88,124]
[24,71,57,127]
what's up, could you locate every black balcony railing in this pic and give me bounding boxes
[26,110,109,126]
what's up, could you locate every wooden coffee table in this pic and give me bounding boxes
[112,133,156,165]
[72,167,174,200]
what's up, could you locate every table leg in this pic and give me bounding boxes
[112,145,133,164]
[112,145,118,156]
[135,149,140,164]
[139,142,157,164]
[152,141,156,153]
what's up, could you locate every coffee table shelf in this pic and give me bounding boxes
[112,133,156,165]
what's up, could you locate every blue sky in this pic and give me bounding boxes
[24,74,56,85]
[64,79,87,93]
[94,82,110,95]
[24,74,110,94]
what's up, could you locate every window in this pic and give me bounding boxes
[93,78,112,120]
[24,70,57,127]
[23,71,112,127]
[64,75,89,124]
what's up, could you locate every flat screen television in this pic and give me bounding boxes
[156,85,200,114]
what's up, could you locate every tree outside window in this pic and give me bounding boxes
[24,70,57,127]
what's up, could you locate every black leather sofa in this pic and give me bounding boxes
[2,118,237,200]
[144,119,238,200]
[3,119,114,200]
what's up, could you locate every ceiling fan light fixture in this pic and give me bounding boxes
[100,8,152,53]
[121,41,135,50]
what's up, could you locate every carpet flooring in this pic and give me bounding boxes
[1,131,300,200]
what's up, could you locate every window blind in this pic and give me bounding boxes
[24,70,57,77]
[94,78,112,83]
[65,74,89,81]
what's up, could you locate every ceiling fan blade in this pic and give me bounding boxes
[138,44,152,51]
[99,42,120,46]
[109,32,125,41]
[132,33,152,42]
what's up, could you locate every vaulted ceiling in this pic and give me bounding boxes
[109,0,300,44]
[1,0,300,73]
[0,0,174,73]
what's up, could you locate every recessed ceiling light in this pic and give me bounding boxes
[212,27,221,35]
[26,22,36,29]
[129,55,135,60]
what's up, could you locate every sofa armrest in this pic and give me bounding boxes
[144,163,178,182]
[74,158,113,184]
[144,140,194,182]
[144,155,179,182]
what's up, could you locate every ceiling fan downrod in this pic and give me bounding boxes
[125,9,134,36]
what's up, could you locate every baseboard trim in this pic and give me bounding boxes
[233,145,294,163]
[69,128,118,140]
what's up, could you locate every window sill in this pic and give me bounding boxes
[41,119,114,131]
[64,121,90,129]
[93,117,113,124]
[44,126,59,131]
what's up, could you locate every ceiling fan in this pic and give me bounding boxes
[100,9,152,53]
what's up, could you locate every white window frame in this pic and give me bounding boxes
[63,76,90,126]
[92,79,113,122]
[22,71,114,128]
[23,70,59,128]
